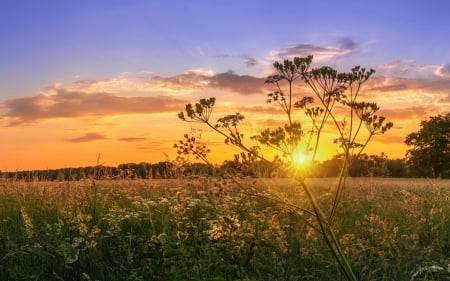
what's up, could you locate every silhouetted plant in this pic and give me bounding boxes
[176,55,393,280]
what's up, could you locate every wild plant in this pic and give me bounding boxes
[176,55,393,280]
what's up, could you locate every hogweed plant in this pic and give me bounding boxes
[177,56,393,280]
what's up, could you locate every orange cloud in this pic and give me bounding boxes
[377,60,437,76]
[440,94,450,102]
[152,69,213,91]
[237,104,280,114]
[1,88,186,126]
[366,76,450,102]
[64,133,108,143]
[118,137,148,142]
[378,106,433,120]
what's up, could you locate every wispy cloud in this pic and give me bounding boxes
[367,76,450,97]
[434,63,450,79]
[151,69,213,91]
[71,71,154,94]
[1,88,186,126]
[118,137,147,142]
[271,37,357,61]
[372,134,407,145]
[217,54,262,67]
[152,70,267,95]
[3,57,449,130]
[379,106,433,120]
[237,104,280,114]
[210,71,266,94]
[379,60,402,69]
[336,37,357,50]
[440,94,450,102]
[243,56,259,67]
[64,133,108,143]
[378,60,437,77]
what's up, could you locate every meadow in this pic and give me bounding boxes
[1,177,449,281]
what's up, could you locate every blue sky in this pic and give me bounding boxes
[2,0,449,91]
[1,0,450,169]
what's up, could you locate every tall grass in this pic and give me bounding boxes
[1,178,449,280]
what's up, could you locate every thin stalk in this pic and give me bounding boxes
[328,154,350,223]
[296,176,358,281]
[288,80,293,126]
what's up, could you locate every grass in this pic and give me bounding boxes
[0,177,449,280]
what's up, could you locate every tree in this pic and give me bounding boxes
[405,113,450,178]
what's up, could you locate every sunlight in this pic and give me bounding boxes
[292,152,308,166]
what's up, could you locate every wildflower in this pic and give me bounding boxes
[78,222,88,236]
[72,237,84,248]
[87,226,101,238]
[208,224,224,240]
[84,240,97,249]
[410,265,444,281]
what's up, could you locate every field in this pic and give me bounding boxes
[1,177,449,281]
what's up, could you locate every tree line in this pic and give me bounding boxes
[1,151,447,182]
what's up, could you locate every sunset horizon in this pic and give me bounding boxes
[1,1,449,171]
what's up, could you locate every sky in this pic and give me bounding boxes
[1,0,450,171]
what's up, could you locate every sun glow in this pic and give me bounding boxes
[292,152,308,166]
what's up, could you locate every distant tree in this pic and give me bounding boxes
[405,113,450,178]
[384,158,407,177]
[348,153,370,177]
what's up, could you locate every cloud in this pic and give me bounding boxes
[434,63,450,79]
[1,88,186,126]
[367,76,450,96]
[373,134,407,145]
[237,104,280,114]
[64,133,108,143]
[380,60,402,69]
[210,71,267,94]
[337,37,357,50]
[71,71,154,94]
[271,37,357,61]
[440,94,450,102]
[152,70,267,95]
[119,137,147,142]
[243,56,258,67]
[378,60,437,77]
[151,69,213,91]
[378,106,432,120]
[217,54,262,67]
[0,69,271,127]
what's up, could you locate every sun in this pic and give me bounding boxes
[292,152,308,166]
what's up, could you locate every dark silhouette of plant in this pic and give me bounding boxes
[405,113,450,178]
[176,56,393,280]
[173,133,211,165]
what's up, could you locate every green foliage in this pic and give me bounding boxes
[405,113,450,178]
[1,179,449,280]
